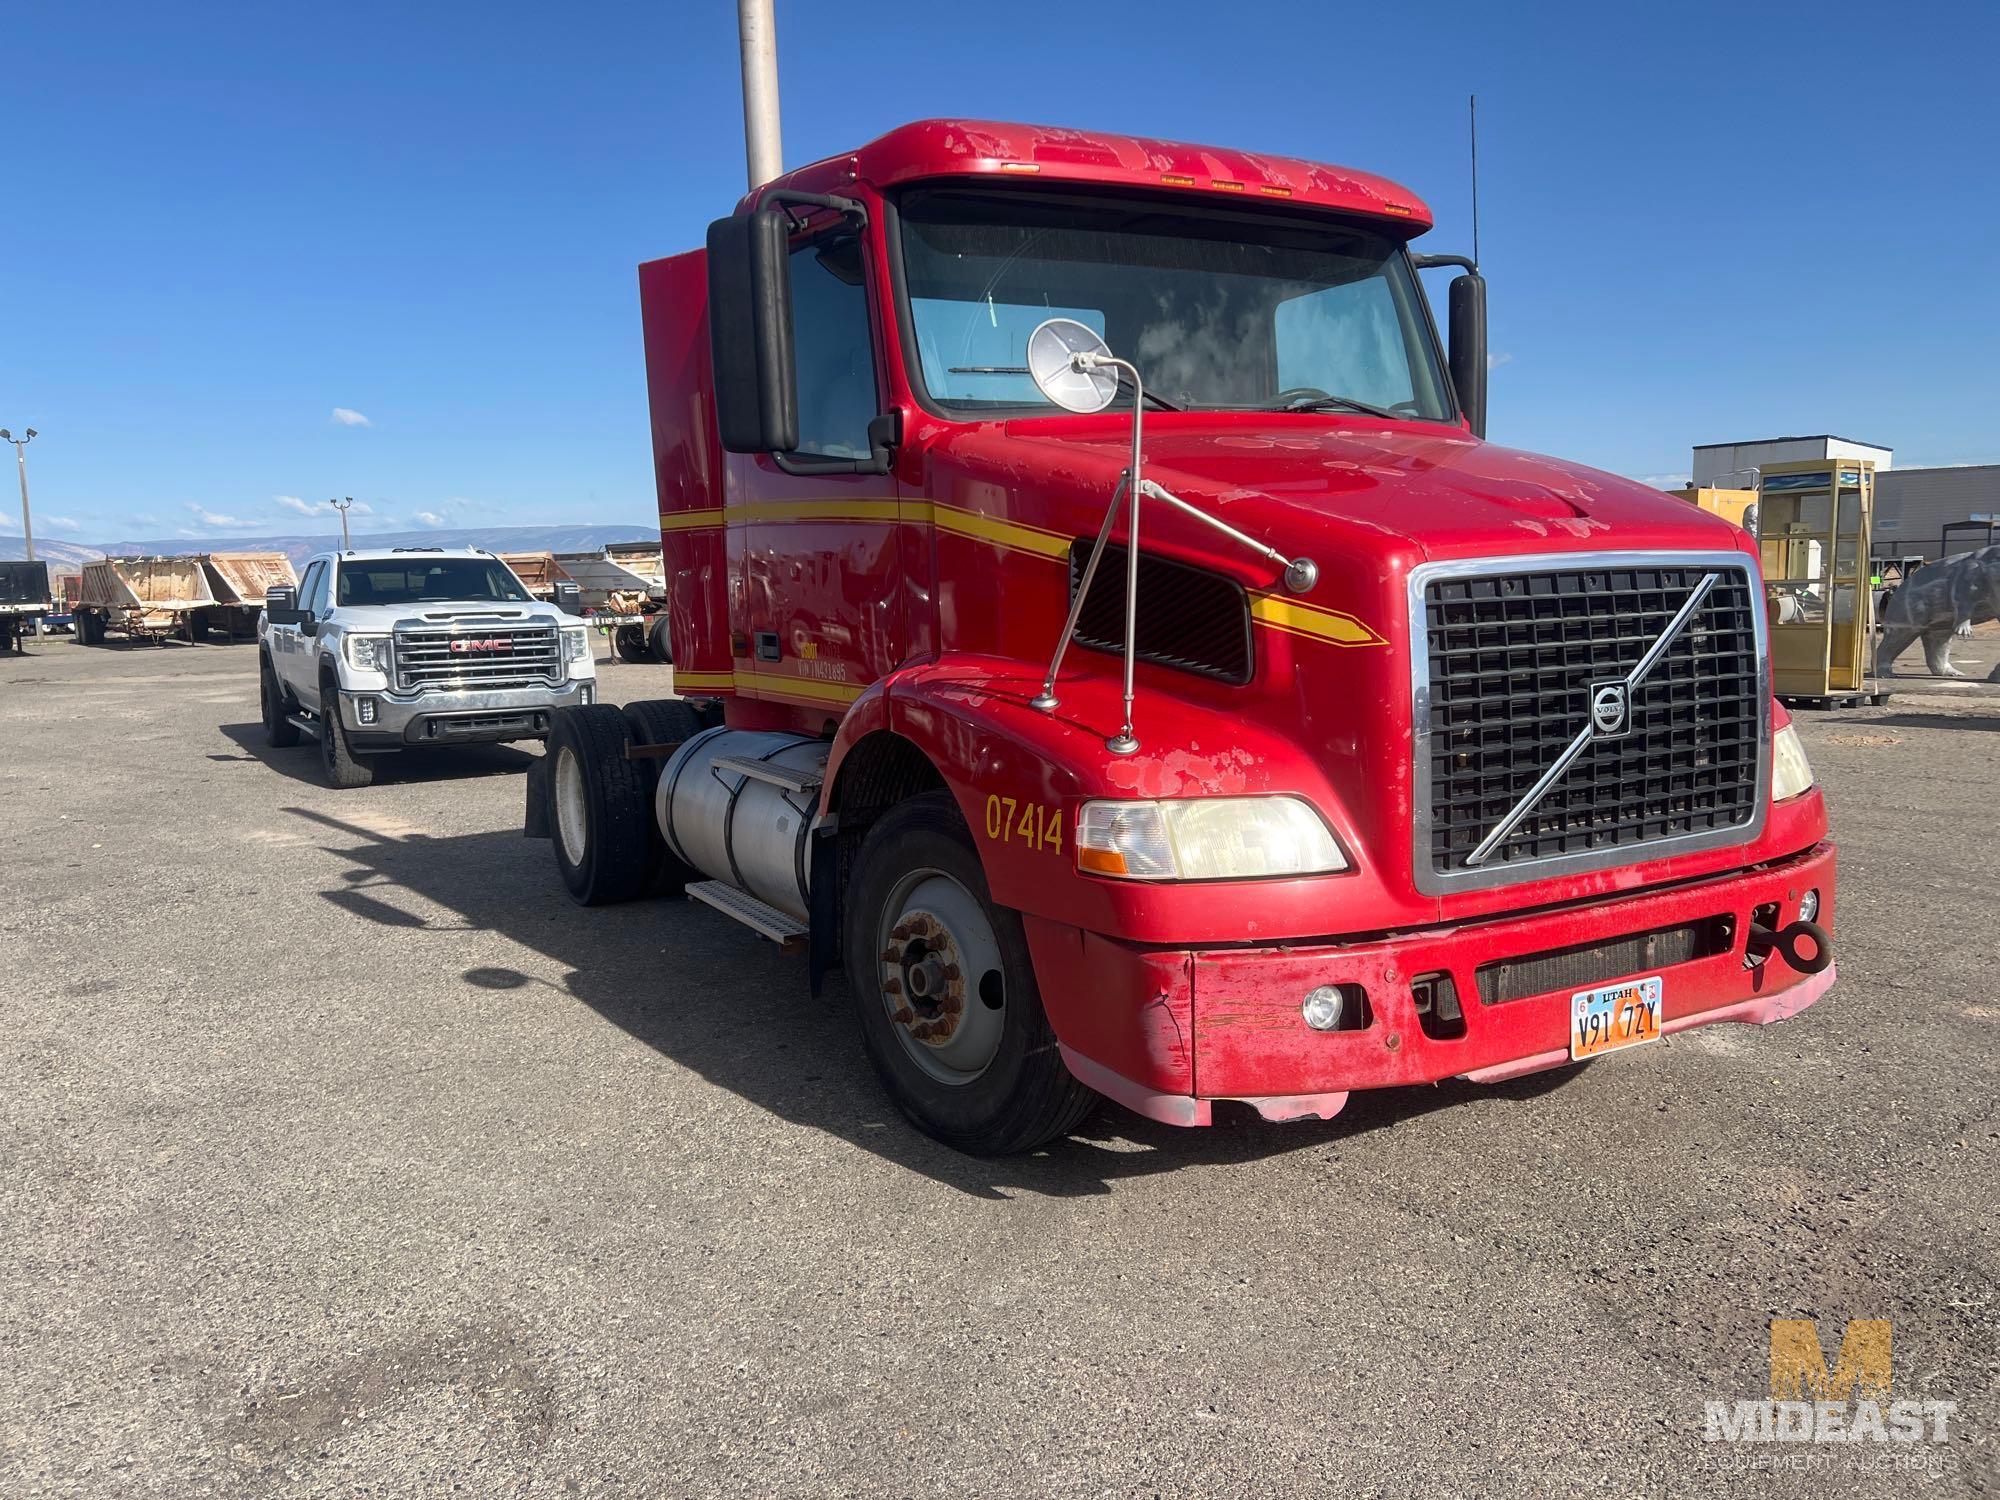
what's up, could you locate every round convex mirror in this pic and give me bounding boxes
[1026,318,1119,413]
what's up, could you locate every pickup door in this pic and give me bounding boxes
[271,557,330,709]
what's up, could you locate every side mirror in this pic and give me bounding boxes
[705,208,798,454]
[552,581,582,616]
[266,585,306,626]
[1446,271,1488,439]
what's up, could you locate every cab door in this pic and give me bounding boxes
[732,217,909,722]
[273,557,326,699]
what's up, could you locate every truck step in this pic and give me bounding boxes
[285,712,322,739]
[709,753,824,794]
[686,880,809,951]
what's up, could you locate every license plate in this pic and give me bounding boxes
[1569,975,1663,1061]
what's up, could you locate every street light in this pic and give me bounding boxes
[0,428,37,562]
[329,496,354,550]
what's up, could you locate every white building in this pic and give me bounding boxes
[1690,435,1893,489]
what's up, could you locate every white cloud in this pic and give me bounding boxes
[412,510,446,527]
[42,515,82,531]
[1487,351,1514,370]
[331,407,371,427]
[274,495,323,516]
[346,500,376,516]
[185,502,247,528]
[1634,473,1692,491]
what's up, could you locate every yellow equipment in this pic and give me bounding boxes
[1671,485,1759,533]
[1756,458,1886,707]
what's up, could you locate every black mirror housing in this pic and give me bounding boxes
[265,585,306,627]
[1447,271,1488,439]
[706,208,798,454]
[552,581,583,616]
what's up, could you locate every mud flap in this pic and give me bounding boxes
[807,820,839,998]
[524,752,552,839]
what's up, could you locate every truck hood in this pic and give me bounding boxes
[321,602,573,631]
[934,416,1746,571]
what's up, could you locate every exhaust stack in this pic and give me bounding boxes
[736,0,782,190]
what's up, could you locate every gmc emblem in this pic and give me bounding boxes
[449,638,513,654]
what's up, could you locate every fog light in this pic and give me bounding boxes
[1302,985,1346,1032]
[1798,888,1820,923]
[356,697,378,725]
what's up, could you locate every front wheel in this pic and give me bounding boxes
[843,792,1097,1154]
[546,706,653,905]
[317,678,375,788]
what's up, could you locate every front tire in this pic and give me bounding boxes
[261,658,300,747]
[317,676,376,788]
[546,706,653,905]
[843,792,1097,1154]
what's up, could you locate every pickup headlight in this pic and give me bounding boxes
[1075,797,1346,880]
[344,634,392,674]
[1771,724,1815,801]
[561,627,589,663]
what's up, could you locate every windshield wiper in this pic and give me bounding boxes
[1266,391,1402,420]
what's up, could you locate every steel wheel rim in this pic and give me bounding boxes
[875,865,1006,1086]
[554,745,589,867]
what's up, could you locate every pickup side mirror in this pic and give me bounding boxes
[552,581,582,616]
[706,207,799,454]
[1447,270,1488,439]
[265,585,306,627]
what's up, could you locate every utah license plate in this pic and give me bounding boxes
[1569,975,1663,1061]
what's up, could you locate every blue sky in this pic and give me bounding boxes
[2,0,1992,543]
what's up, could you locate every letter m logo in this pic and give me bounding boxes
[1769,1319,1892,1400]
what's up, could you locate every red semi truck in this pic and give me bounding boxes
[530,120,1836,1153]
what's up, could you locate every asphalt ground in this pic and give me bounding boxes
[1,629,1995,1498]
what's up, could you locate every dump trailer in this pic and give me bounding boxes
[0,561,52,652]
[497,551,573,603]
[530,118,1839,1155]
[73,556,217,644]
[197,552,297,641]
[553,546,671,663]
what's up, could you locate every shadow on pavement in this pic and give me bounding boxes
[220,721,538,787]
[284,803,1578,1200]
[1865,711,2000,733]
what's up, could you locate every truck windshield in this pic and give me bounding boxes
[898,188,1453,421]
[335,559,532,607]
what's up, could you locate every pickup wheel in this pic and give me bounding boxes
[843,791,1097,1154]
[614,623,651,664]
[647,615,674,664]
[261,657,300,747]
[547,706,653,905]
[317,674,375,789]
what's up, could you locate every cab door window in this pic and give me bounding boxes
[786,230,877,459]
[302,560,332,618]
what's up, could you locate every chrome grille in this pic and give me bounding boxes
[1411,553,1767,894]
[393,624,561,693]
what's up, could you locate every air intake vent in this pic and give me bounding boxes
[1067,542,1252,685]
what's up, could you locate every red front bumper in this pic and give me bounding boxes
[1029,841,1837,1127]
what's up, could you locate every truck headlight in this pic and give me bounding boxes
[344,634,391,674]
[1075,797,1346,881]
[1771,725,1815,801]
[562,627,589,663]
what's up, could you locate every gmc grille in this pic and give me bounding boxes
[393,625,561,693]
[1068,542,1252,684]
[1414,556,1765,891]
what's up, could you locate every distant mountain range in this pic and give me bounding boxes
[0,524,659,572]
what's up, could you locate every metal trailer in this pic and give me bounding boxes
[0,561,52,652]
[553,546,671,663]
[498,552,573,602]
[197,552,298,641]
[73,556,218,645]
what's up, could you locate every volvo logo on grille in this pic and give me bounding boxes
[449,637,513,655]
[1590,681,1631,737]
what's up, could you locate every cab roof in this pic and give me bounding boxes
[760,118,1434,234]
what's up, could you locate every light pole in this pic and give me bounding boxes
[0,428,36,561]
[329,496,354,550]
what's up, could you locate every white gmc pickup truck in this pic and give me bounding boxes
[258,546,597,788]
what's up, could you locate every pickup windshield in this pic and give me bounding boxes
[898,188,1453,421]
[335,559,531,607]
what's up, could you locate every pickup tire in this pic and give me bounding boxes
[547,706,653,905]
[317,671,376,789]
[261,657,301,747]
[648,616,674,664]
[614,624,651,664]
[843,791,1097,1154]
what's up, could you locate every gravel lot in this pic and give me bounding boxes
[2,632,1995,1498]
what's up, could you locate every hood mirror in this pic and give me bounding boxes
[1026,318,1120,414]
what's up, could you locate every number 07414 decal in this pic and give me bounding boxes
[983,794,1063,854]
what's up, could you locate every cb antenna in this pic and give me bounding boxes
[1468,93,1481,270]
